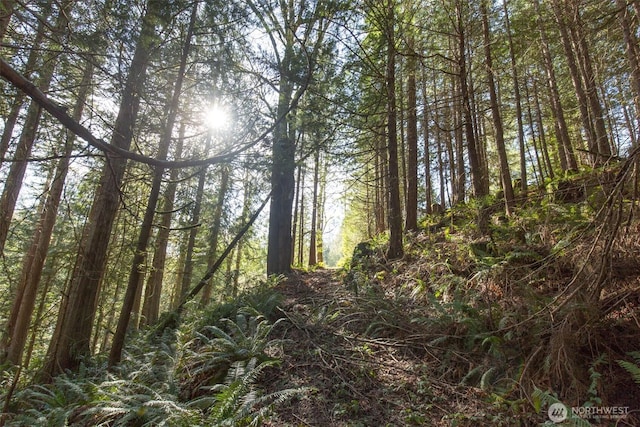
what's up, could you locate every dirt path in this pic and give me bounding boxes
[261,269,488,427]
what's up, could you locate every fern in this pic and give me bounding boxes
[203,357,308,427]
[7,373,94,426]
[617,351,640,386]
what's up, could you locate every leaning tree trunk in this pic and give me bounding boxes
[568,0,611,161]
[534,0,577,172]
[42,0,159,378]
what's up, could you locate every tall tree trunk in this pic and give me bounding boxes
[266,2,297,275]
[1,60,93,366]
[551,0,596,164]
[297,165,305,266]
[0,7,51,169]
[616,0,640,144]
[317,157,326,264]
[42,0,159,378]
[0,0,71,256]
[233,173,252,298]
[109,3,197,366]
[524,72,547,184]
[140,125,184,322]
[567,0,611,161]
[503,0,527,192]
[421,68,433,214]
[456,0,488,198]
[291,137,302,267]
[534,0,577,172]
[405,35,419,231]
[530,71,555,179]
[200,164,230,307]
[309,148,320,266]
[481,0,515,215]
[179,154,209,302]
[385,0,403,259]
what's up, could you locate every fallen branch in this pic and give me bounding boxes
[0,57,293,169]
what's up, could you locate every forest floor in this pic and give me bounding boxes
[260,269,542,426]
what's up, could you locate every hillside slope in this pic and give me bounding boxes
[262,187,640,426]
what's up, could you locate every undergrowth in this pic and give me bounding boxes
[342,172,640,425]
[1,281,306,426]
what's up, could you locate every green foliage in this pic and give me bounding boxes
[5,287,302,426]
[617,351,640,387]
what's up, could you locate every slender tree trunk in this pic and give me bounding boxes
[180,154,209,301]
[1,60,93,366]
[317,157,326,264]
[309,148,320,266]
[0,8,51,168]
[0,0,71,256]
[532,72,555,179]
[421,68,433,214]
[503,0,527,191]
[524,72,546,184]
[375,134,387,233]
[551,0,595,163]
[385,1,403,259]
[233,173,252,297]
[456,0,487,198]
[616,0,640,144]
[568,0,611,161]
[481,0,515,215]
[42,0,159,378]
[109,3,197,366]
[291,138,302,267]
[200,164,229,307]
[141,124,185,321]
[534,0,577,172]
[297,166,305,266]
[405,35,419,231]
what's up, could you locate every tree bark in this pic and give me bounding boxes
[503,0,527,192]
[1,60,93,366]
[616,0,640,142]
[109,3,197,366]
[481,0,515,215]
[534,0,577,172]
[456,0,488,198]
[309,148,320,266]
[200,164,230,307]
[42,0,159,378]
[385,0,403,259]
[405,34,419,231]
[0,0,70,256]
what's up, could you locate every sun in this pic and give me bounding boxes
[203,105,230,130]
